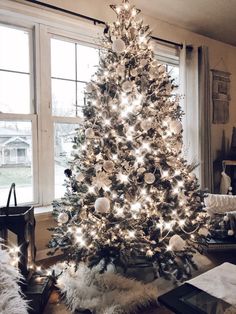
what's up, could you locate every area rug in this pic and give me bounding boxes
[52,262,158,314]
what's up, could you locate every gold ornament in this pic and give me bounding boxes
[169,234,185,251]
[85,128,95,138]
[144,173,155,184]
[122,80,133,92]
[103,160,115,173]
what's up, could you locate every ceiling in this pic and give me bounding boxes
[132,0,236,47]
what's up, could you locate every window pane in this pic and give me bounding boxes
[0,25,29,72]
[0,71,30,114]
[54,123,78,199]
[51,79,76,117]
[77,44,99,82]
[0,121,33,205]
[51,38,75,80]
[77,82,86,117]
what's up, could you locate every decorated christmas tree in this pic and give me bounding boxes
[49,0,208,281]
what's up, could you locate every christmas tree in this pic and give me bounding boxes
[49,0,208,281]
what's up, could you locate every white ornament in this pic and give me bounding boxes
[140,119,153,131]
[169,234,185,251]
[198,227,209,236]
[76,173,84,182]
[57,212,69,224]
[140,59,147,67]
[116,65,125,76]
[86,84,93,93]
[112,38,126,53]
[224,215,229,222]
[130,69,138,77]
[158,65,166,73]
[103,160,115,173]
[85,128,95,139]
[94,197,110,213]
[144,173,155,184]
[137,167,146,174]
[228,229,234,236]
[169,120,182,134]
[122,81,133,93]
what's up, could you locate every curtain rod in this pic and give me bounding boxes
[24,0,192,50]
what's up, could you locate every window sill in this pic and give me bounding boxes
[34,205,53,215]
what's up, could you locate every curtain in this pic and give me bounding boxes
[198,46,213,191]
[179,44,200,178]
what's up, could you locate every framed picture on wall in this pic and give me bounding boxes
[211,70,231,124]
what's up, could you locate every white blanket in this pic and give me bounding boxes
[188,263,236,306]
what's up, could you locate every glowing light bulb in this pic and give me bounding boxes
[128,230,135,238]
[112,154,118,160]
[131,202,141,212]
[116,207,124,216]
[173,187,179,194]
[140,188,147,195]
[179,219,185,226]
[136,155,144,163]
[141,142,150,151]
[118,173,129,183]
[165,222,173,230]
[162,170,169,178]
[166,245,172,251]
[104,119,111,126]
[88,186,95,194]
[178,181,184,188]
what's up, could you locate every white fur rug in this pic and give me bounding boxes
[52,262,158,314]
[0,244,28,314]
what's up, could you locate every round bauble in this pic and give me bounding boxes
[158,65,166,73]
[198,227,209,236]
[223,215,229,222]
[76,173,84,182]
[169,234,185,251]
[103,160,114,173]
[86,84,93,93]
[228,229,234,236]
[137,167,146,174]
[85,128,95,139]
[151,60,158,67]
[112,38,126,53]
[122,81,133,93]
[116,64,125,76]
[94,197,110,214]
[144,172,155,184]
[140,59,147,67]
[169,120,182,134]
[57,212,69,224]
[130,69,138,77]
[140,119,153,131]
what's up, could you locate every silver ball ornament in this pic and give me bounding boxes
[169,234,185,251]
[130,69,138,77]
[140,59,147,67]
[94,197,110,214]
[140,119,153,131]
[169,120,182,134]
[122,81,133,93]
[103,160,115,173]
[85,128,95,139]
[112,38,126,53]
[116,64,125,76]
[144,173,155,184]
[57,212,69,224]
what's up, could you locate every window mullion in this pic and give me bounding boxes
[38,24,54,205]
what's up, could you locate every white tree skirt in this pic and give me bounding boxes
[52,262,158,314]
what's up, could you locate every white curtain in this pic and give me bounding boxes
[179,44,200,179]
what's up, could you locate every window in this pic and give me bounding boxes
[0,23,35,206]
[0,5,179,207]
